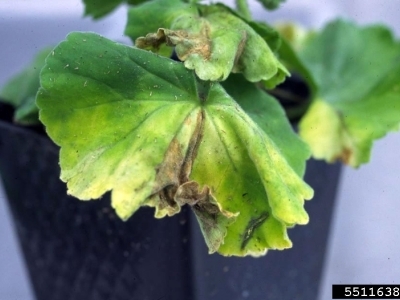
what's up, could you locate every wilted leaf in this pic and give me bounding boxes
[125,0,198,42]
[37,32,312,256]
[136,7,288,84]
[299,20,400,167]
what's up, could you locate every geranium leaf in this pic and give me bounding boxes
[199,3,282,53]
[125,0,198,43]
[136,6,288,84]
[222,74,310,177]
[0,47,50,125]
[37,32,312,256]
[211,74,313,255]
[247,21,281,53]
[298,20,400,167]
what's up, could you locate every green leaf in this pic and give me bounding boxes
[202,4,282,52]
[125,0,198,47]
[247,21,281,53]
[0,47,51,125]
[136,7,288,84]
[37,32,312,256]
[242,21,290,89]
[197,4,287,87]
[256,0,286,10]
[82,0,149,19]
[216,74,313,255]
[298,20,400,167]
[222,74,310,177]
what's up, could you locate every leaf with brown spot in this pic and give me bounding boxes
[125,0,198,57]
[176,181,237,254]
[37,32,313,256]
[135,7,288,84]
[298,20,400,167]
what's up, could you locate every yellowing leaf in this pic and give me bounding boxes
[298,20,400,167]
[136,8,288,84]
[37,32,312,256]
[299,100,358,165]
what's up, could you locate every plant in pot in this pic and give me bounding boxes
[1,0,400,299]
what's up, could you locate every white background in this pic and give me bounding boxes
[0,1,400,299]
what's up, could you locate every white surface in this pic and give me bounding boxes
[0,1,400,300]
[0,0,82,16]
[320,134,400,299]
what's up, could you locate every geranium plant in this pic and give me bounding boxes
[1,0,400,257]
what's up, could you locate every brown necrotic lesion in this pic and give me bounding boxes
[241,212,269,250]
[149,109,205,215]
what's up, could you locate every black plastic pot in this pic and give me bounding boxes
[0,103,341,300]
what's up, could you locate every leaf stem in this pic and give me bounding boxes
[235,0,252,20]
[195,77,211,103]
